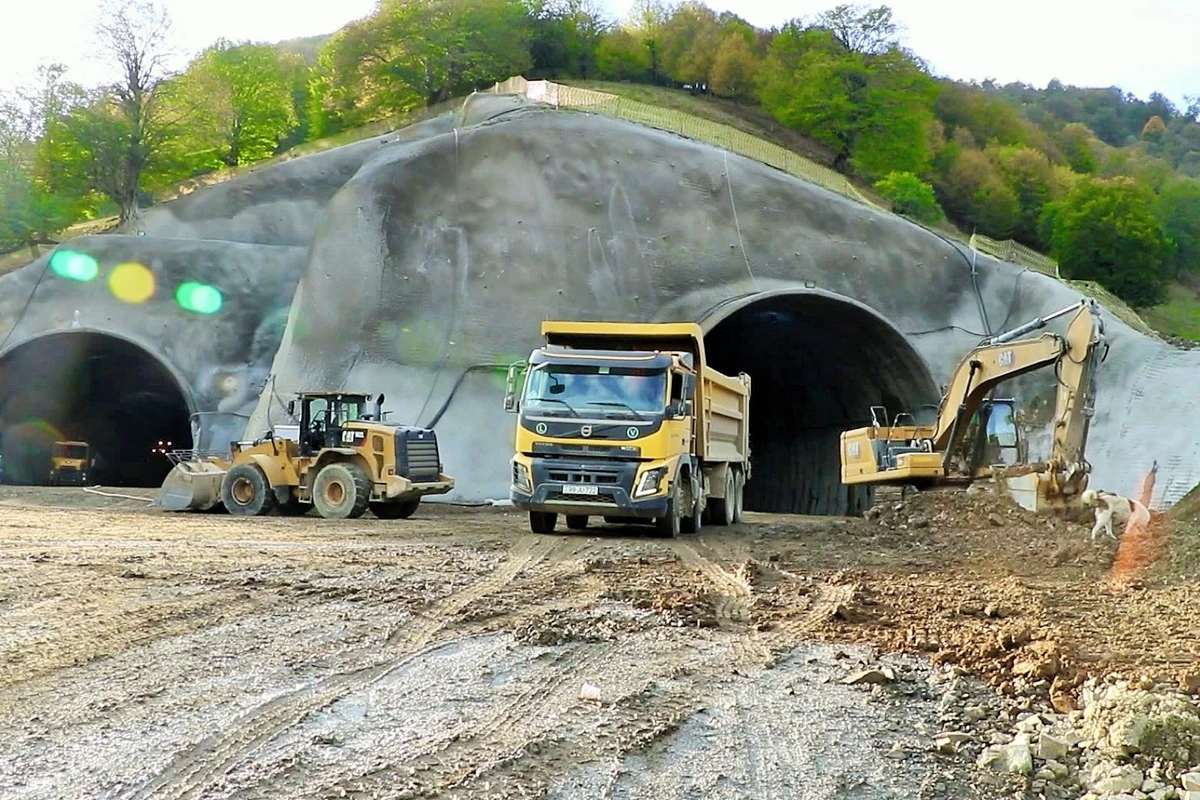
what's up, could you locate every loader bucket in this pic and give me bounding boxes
[157,459,228,512]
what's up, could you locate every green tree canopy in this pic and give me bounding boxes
[756,25,938,178]
[1046,177,1171,307]
[1158,178,1200,277]
[873,171,943,224]
[169,40,301,168]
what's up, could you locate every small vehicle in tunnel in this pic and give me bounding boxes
[49,441,92,486]
[839,298,1107,512]
[159,391,455,519]
[503,321,752,537]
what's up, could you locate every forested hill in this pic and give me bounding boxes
[1,0,1197,325]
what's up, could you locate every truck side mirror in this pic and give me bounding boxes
[287,400,295,416]
[669,399,692,419]
[502,361,526,413]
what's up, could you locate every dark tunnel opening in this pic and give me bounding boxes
[0,333,193,487]
[703,292,939,517]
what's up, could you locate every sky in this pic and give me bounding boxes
[0,0,1195,111]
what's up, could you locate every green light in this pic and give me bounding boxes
[49,250,99,282]
[175,281,224,314]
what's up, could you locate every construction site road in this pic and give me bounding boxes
[1,486,1198,800]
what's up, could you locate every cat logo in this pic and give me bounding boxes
[580,425,593,438]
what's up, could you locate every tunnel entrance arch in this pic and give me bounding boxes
[0,331,195,487]
[700,289,939,517]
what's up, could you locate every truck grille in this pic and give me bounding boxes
[396,430,441,483]
[546,490,618,504]
[546,470,620,485]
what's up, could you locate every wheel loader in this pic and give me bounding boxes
[159,392,454,519]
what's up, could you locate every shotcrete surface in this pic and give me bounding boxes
[0,92,1195,508]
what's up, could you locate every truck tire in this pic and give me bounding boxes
[680,479,703,534]
[708,469,736,526]
[372,499,420,519]
[221,463,277,516]
[655,481,681,538]
[529,511,558,534]
[732,469,745,523]
[312,462,370,519]
[565,515,588,530]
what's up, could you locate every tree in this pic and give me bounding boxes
[623,0,671,83]
[87,0,176,226]
[659,2,722,88]
[757,25,939,177]
[1046,177,1170,307]
[935,147,1020,237]
[986,144,1067,247]
[170,40,300,168]
[1057,122,1098,173]
[709,34,758,101]
[528,0,610,79]
[1158,178,1200,277]
[595,29,651,81]
[873,171,944,224]
[812,3,901,54]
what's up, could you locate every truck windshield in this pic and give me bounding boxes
[524,365,666,415]
[55,445,87,459]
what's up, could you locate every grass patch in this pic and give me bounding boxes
[1139,281,1200,342]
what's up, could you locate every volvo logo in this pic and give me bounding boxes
[580,425,593,437]
[627,427,638,439]
[535,422,547,434]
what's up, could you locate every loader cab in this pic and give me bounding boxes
[287,392,377,456]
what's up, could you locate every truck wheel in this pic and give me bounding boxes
[313,462,371,519]
[680,480,703,534]
[529,511,558,534]
[221,463,277,516]
[655,482,681,538]
[373,499,420,519]
[565,515,588,530]
[732,470,745,523]
[708,469,736,526]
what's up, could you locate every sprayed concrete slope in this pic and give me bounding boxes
[0,93,1190,509]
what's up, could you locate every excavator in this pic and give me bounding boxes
[840,298,1107,512]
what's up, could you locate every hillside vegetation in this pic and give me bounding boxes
[1,0,1198,336]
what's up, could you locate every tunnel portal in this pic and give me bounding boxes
[0,333,193,487]
[702,291,939,516]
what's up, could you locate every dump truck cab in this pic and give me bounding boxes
[50,441,91,486]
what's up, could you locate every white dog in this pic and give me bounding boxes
[1080,488,1150,541]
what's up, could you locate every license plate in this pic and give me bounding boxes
[562,484,599,495]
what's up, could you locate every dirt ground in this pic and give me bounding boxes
[1,485,1198,800]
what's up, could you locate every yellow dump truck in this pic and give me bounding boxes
[503,321,751,537]
[49,441,91,486]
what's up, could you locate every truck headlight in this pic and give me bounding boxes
[512,461,532,492]
[633,467,665,498]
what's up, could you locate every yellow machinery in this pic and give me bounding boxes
[49,441,91,486]
[504,321,751,537]
[840,298,1107,511]
[159,391,454,519]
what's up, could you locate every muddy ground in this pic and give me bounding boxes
[0,486,1197,800]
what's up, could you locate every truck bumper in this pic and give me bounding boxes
[511,485,669,518]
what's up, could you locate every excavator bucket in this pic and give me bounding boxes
[157,454,229,512]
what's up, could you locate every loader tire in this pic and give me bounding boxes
[372,499,420,519]
[221,463,276,517]
[313,462,370,520]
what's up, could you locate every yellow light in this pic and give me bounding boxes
[109,262,156,304]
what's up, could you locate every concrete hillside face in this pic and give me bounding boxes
[1,93,1196,508]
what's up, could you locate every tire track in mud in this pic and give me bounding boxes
[121,534,584,800]
[670,538,856,667]
[335,641,620,799]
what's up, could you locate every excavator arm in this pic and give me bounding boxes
[840,298,1106,509]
